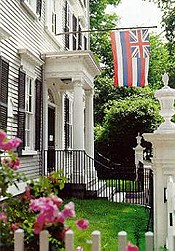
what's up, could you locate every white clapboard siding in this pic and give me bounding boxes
[0,0,89,180]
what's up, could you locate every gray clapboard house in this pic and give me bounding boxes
[0,0,100,188]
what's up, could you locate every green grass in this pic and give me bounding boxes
[105,179,141,192]
[65,198,150,251]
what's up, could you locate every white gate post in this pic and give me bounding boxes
[40,230,49,251]
[14,229,24,251]
[143,73,175,251]
[145,232,154,251]
[65,229,74,251]
[118,231,127,251]
[92,230,101,251]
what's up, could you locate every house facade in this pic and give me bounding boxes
[0,0,100,180]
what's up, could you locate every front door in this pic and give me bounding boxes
[48,106,55,173]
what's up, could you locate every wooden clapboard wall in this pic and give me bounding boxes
[0,0,89,178]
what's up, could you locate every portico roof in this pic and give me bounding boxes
[42,50,101,89]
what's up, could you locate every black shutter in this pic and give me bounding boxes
[73,15,77,50]
[78,24,82,50]
[64,1,69,49]
[18,68,26,156]
[35,79,42,151]
[64,95,69,149]
[0,57,9,131]
[36,0,42,16]
[84,36,87,50]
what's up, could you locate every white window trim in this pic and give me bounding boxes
[18,48,44,156]
[21,0,39,19]
[20,75,36,154]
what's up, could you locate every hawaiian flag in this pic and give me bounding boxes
[110,29,150,87]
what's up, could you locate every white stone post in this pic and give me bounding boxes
[73,79,85,150]
[133,133,145,180]
[133,133,145,167]
[143,73,175,251]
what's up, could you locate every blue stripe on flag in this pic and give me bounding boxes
[120,31,128,87]
[137,58,141,87]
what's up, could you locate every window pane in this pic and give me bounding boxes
[25,75,34,150]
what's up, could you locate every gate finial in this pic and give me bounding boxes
[155,73,175,133]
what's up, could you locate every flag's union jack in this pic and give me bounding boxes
[110,29,150,87]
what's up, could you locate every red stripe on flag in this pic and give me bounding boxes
[125,31,133,87]
[137,30,145,87]
[110,32,119,86]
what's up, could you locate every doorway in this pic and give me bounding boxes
[47,106,55,173]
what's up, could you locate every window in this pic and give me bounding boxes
[21,0,42,17]
[25,76,34,149]
[64,1,88,50]
[51,0,56,34]
[18,69,42,155]
[26,0,36,11]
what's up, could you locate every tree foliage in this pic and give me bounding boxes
[95,91,162,165]
[144,0,175,86]
[89,0,121,76]
[90,0,172,165]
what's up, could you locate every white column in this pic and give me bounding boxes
[85,90,94,157]
[73,80,85,150]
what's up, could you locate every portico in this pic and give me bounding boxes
[42,50,100,177]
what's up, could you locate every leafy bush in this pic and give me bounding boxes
[0,130,89,250]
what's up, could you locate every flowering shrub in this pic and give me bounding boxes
[0,130,89,250]
[0,130,26,197]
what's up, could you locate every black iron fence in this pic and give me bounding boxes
[43,149,153,207]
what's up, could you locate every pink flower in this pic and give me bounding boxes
[33,221,44,234]
[0,130,6,144]
[62,202,75,218]
[10,138,22,149]
[8,157,20,170]
[11,223,20,231]
[23,186,33,200]
[1,138,22,151]
[0,212,7,223]
[75,218,89,230]
[126,242,139,251]
[76,247,83,251]
[1,157,11,166]
[55,212,66,224]
[49,195,63,207]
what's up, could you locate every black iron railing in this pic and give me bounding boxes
[43,149,153,208]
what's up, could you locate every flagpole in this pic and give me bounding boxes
[56,25,157,36]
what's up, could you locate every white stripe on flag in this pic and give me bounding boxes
[132,58,138,87]
[115,32,123,86]
[145,57,149,85]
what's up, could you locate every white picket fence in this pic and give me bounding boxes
[14,229,154,251]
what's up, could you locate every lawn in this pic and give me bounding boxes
[65,198,151,251]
